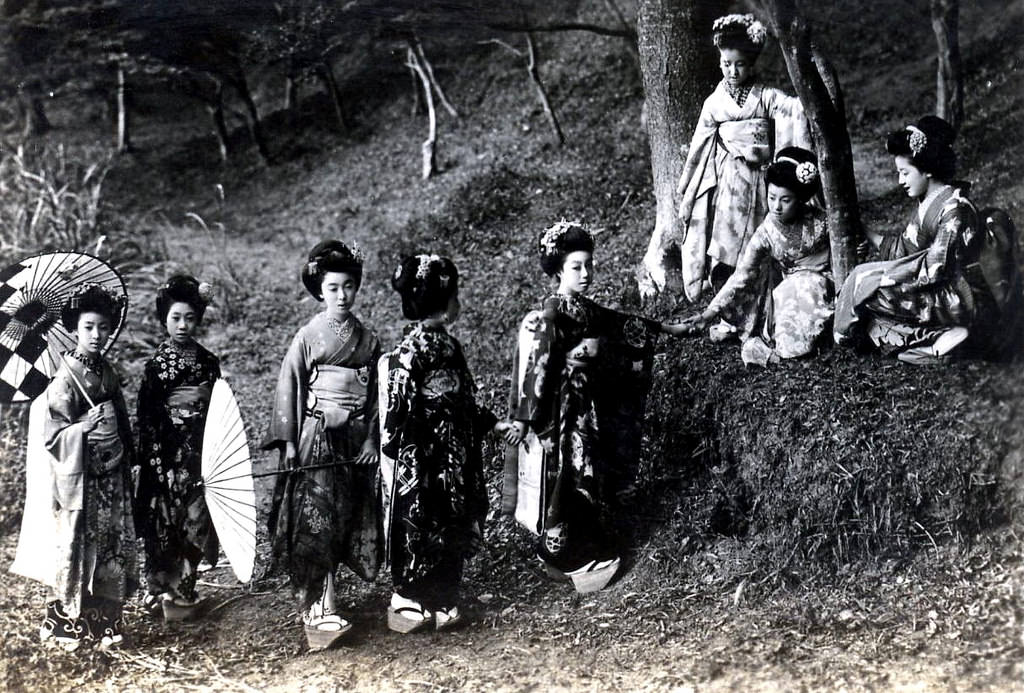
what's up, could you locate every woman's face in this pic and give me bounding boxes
[719,48,754,88]
[165,301,198,344]
[321,271,358,320]
[894,155,930,199]
[76,311,111,357]
[558,250,594,296]
[767,183,802,224]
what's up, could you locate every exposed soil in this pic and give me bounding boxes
[1,0,1023,690]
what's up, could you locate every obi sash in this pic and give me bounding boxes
[166,384,212,418]
[310,364,370,429]
[718,118,772,166]
[82,399,124,475]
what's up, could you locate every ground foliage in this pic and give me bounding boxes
[0,0,1023,689]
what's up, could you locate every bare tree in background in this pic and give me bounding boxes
[931,0,963,132]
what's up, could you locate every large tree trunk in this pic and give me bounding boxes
[931,0,963,132]
[116,63,131,153]
[763,0,860,287]
[637,0,726,299]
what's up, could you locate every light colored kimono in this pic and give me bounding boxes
[666,80,811,301]
[707,209,834,366]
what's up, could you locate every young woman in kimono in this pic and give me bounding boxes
[134,275,220,621]
[378,254,515,633]
[29,284,137,651]
[641,13,811,333]
[834,116,999,364]
[506,222,688,593]
[676,147,834,366]
[264,240,383,650]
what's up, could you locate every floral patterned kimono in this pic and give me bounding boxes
[378,323,495,609]
[135,340,220,600]
[835,184,993,359]
[655,80,810,301]
[504,295,660,572]
[22,353,137,630]
[708,209,834,365]
[265,312,383,608]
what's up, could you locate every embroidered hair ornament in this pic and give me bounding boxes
[906,125,927,157]
[540,219,591,255]
[415,253,450,286]
[307,242,365,276]
[712,14,767,48]
[68,282,126,310]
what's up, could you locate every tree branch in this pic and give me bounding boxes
[486,21,635,39]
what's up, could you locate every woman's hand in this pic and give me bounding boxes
[281,441,298,469]
[355,439,379,466]
[500,421,528,446]
[668,312,713,336]
[81,405,104,434]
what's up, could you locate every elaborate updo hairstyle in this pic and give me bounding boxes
[391,253,459,320]
[539,220,595,277]
[712,13,767,58]
[155,274,211,324]
[301,240,364,299]
[60,283,127,332]
[885,115,957,183]
[765,146,821,203]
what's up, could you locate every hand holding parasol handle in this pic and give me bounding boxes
[249,459,361,479]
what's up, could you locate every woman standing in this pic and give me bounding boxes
[135,275,220,621]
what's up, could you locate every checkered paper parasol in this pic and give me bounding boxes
[0,252,128,403]
[201,378,256,583]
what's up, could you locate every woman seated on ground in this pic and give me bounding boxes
[834,115,1000,364]
[675,147,833,367]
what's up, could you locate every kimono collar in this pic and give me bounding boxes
[68,349,103,375]
[917,184,954,226]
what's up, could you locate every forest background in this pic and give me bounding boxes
[0,0,1022,690]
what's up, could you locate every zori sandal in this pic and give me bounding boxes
[303,614,352,651]
[162,594,201,622]
[434,606,463,632]
[566,557,621,594]
[387,593,434,634]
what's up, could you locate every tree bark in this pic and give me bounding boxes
[19,90,50,137]
[406,47,437,179]
[116,63,131,153]
[636,0,727,298]
[931,0,963,131]
[763,0,861,286]
[317,61,350,133]
[207,81,230,163]
[525,33,564,145]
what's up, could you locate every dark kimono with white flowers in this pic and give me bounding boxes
[835,185,996,358]
[378,324,495,608]
[265,312,383,608]
[135,340,220,599]
[504,294,660,571]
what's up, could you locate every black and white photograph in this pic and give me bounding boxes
[0,0,1021,690]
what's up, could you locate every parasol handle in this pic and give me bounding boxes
[248,459,360,480]
[62,355,97,409]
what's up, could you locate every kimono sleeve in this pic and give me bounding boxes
[905,201,978,290]
[363,338,383,448]
[707,226,773,316]
[263,328,312,451]
[43,370,87,510]
[511,305,557,426]
[379,346,418,461]
[136,359,169,467]
[763,87,812,151]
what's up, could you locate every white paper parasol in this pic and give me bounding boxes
[201,378,257,583]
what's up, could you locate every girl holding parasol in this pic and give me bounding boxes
[32,284,137,651]
[263,240,384,651]
[134,275,221,621]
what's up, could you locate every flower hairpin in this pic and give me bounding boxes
[416,254,442,279]
[712,14,766,48]
[197,282,213,300]
[540,220,588,254]
[795,162,818,184]
[907,125,927,157]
